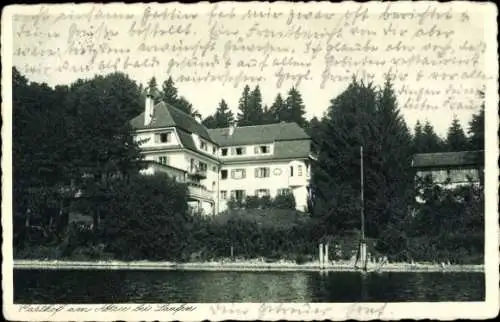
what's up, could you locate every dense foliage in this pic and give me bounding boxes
[12,68,485,264]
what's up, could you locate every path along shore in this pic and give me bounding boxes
[13,259,484,273]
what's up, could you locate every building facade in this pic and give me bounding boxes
[412,150,484,202]
[130,95,315,215]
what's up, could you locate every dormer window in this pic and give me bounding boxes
[221,148,228,156]
[156,132,171,143]
[212,146,217,154]
[234,147,245,155]
[255,145,270,154]
[200,141,207,150]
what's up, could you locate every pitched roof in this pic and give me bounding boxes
[130,101,214,143]
[412,151,484,168]
[221,139,312,163]
[208,122,310,147]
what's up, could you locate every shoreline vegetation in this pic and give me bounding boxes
[13,71,485,271]
[14,259,484,273]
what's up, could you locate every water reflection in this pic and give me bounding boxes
[14,269,485,303]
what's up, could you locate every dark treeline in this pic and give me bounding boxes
[13,68,485,264]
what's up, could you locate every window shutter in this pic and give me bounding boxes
[242,169,246,178]
[255,168,259,178]
[154,134,159,143]
[254,146,259,154]
[231,170,235,179]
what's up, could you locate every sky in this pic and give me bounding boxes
[8,2,496,136]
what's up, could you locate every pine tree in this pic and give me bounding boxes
[269,93,286,123]
[412,121,425,153]
[247,85,264,125]
[468,91,485,151]
[371,76,413,254]
[446,117,469,152]
[422,121,443,153]
[311,79,379,234]
[161,77,178,105]
[176,96,195,115]
[203,99,234,128]
[285,87,307,127]
[237,85,252,126]
[147,77,160,102]
[262,104,274,124]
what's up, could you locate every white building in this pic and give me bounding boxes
[130,94,316,215]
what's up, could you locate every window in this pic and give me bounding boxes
[199,162,207,172]
[235,147,245,155]
[231,190,246,201]
[200,141,207,151]
[212,166,217,172]
[221,170,228,180]
[212,146,217,154]
[221,148,228,156]
[231,169,246,179]
[298,165,303,176]
[157,132,171,143]
[277,188,291,196]
[220,190,227,200]
[255,189,270,197]
[255,167,270,178]
[158,156,168,165]
[290,166,294,177]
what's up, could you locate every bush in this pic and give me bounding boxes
[100,173,190,261]
[245,196,260,209]
[272,194,296,209]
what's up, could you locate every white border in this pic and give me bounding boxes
[2,2,499,321]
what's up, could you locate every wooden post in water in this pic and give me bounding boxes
[319,243,324,269]
[360,146,368,272]
[324,243,329,267]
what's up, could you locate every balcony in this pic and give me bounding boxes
[188,167,207,180]
[187,182,214,201]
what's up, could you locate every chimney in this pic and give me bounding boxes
[193,112,202,124]
[228,121,237,136]
[144,93,154,126]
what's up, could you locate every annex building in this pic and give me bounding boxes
[130,94,316,215]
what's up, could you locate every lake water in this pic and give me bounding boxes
[14,269,485,303]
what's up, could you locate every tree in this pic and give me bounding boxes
[468,92,485,150]
[161,77,178,104]
[422,121,444,153]
[412,121,425,153]
[269,93,286,123]
[261,104,274,124]
[285,87,307,127]
[63,73,144,229]
[237,85,252,126]
[446,117,469,152]
[203,99,234,128]
[100,174,190,261]
[12,68,71,246]
[311,78,380,235]
[147,77,160,103]
[176,96,196,115]
[371,75,413,255]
